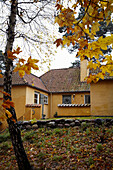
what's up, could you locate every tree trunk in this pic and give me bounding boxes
[3,0,31,169]
[7,118,31,170]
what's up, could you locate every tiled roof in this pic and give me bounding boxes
[0,72,48,92]
[40,67,90,92]
[0,68,90,93]
[90,68,113,80]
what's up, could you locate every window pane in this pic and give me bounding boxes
[34,93,37,98]
[44,95,48,104]
[34,92,39,104]
[85,95,90,104]
[34,99,37,104]
[63,95,71,104]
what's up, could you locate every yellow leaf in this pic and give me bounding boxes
[5,110,12,119]
[91,22,100,34]
[2,99,15,109]
[101,44,108,50]
[90,164,95,169]
[19,70,25,78]
[110,71,113,76]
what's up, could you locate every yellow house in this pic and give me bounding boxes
[0,73,49,121]
[0,65,91,123]
[0,60,113,127]
[40,66,90,118]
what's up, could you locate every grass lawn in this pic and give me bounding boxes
[0,124,113,169]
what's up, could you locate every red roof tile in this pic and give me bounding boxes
[0,72,48,92]
[40,67,90,92]
[0,68,90,93]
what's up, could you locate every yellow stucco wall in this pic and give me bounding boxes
[26,86,49,119]
[91,80,113,116]
[44,105,49,118]
[0,86,49,121]
[32,107,42,119]
[57,107,90,116]
[12,86,26,120]
[0,86,26,121]
[25,106,42,120]
[50,92,90,117]
[80,60,89,82]
[26,86,48,104]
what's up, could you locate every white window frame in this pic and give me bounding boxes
[84,95,90,104]
[34,91,39,104]
[44,95,48,104]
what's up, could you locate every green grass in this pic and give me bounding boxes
[46,116,113,120]
[0,129,10,143]
[0,125,113,169]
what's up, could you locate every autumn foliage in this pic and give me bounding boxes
[55,0,113,83]
[0,47,39,122]
[7,47,39,78]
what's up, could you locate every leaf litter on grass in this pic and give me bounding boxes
[0,125,113,169]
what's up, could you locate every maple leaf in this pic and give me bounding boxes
[5,110,12,119]
[7,51,17,60]
[14,56,39,77]
[26,56,39,71]
[2,99,15,109]
[91,22,100,34]
[19,70,25,78]
[0,90,11,97]
[54,38,63,47]
[13,47,22,54]
[19,58,26,64]
[55,3,63,10]
[7,47,22,60]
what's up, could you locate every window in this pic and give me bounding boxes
[44,95,48,104]
[84,95,90,104]
[34,91,39,104]
[62,95,71,104]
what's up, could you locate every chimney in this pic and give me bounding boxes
[80,60,89,82]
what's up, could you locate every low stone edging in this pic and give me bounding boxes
[17,118,113,130]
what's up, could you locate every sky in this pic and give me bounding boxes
[50,47,76,69]
[32,22,78,77]
[32,46,77,77]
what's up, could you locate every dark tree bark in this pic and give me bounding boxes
[7,119,31,170]
[3,0,31,169]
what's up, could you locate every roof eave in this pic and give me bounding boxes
[50,90,90,93]
[0,84,49,93]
